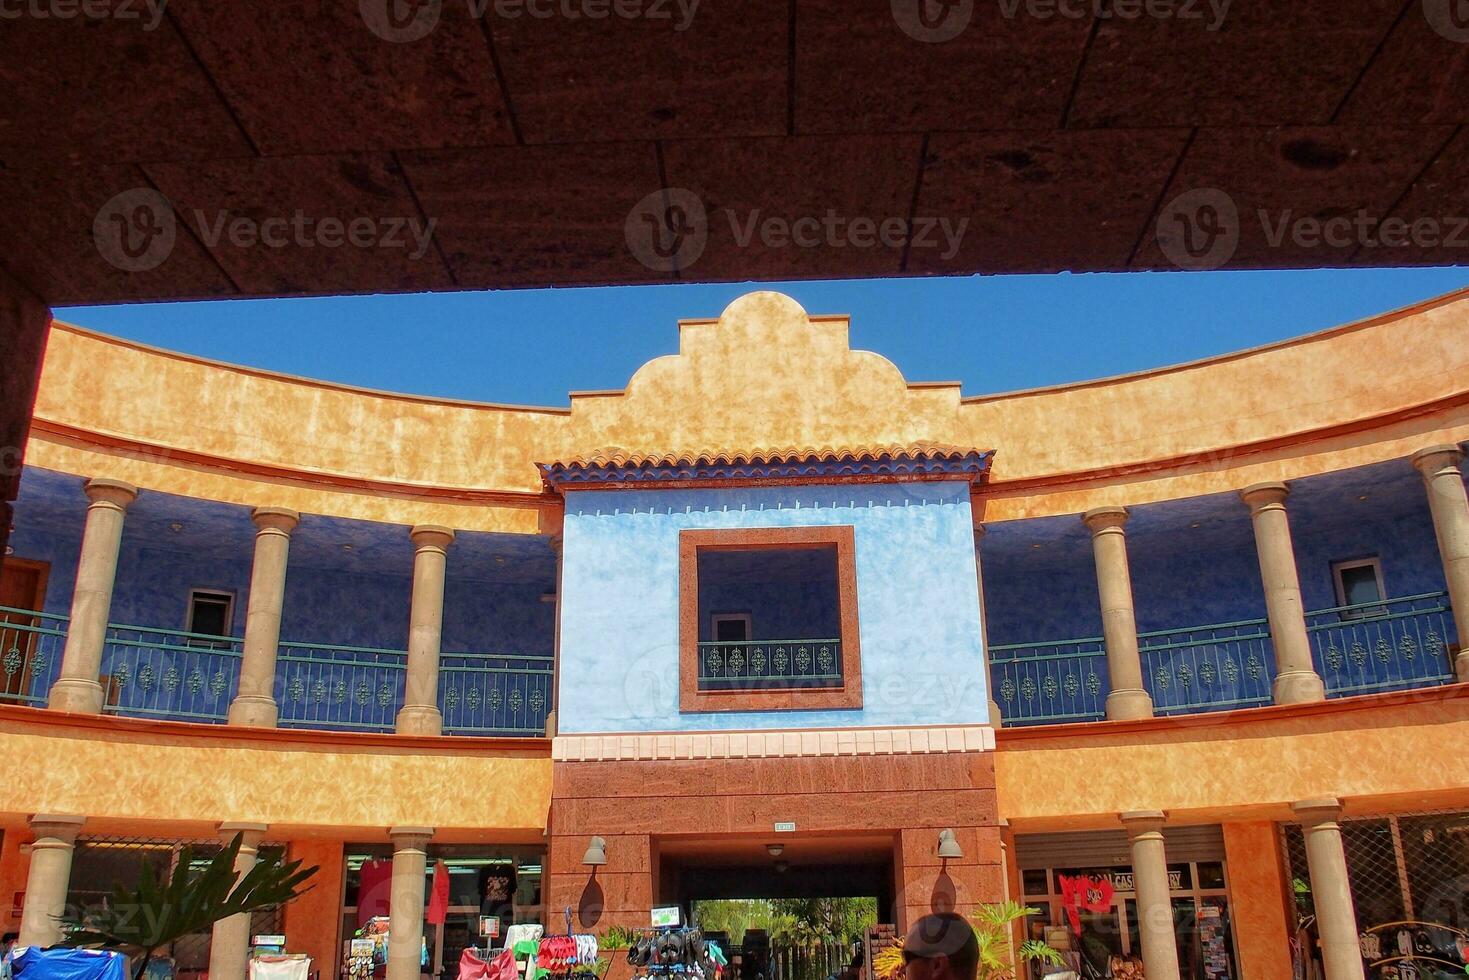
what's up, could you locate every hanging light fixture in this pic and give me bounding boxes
[582,836,607,866]
[937,829,963,860]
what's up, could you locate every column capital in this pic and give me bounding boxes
[1082,505,1129,533]
[250,507,300,534]
[388,826,434,848]
[1411,444,1465,476]
[1291,797,1344,825]
[28,813,86,841]
[217,821,270,848]
[83,478,138,509]
[1240,481,1290,511]
[1120,810,1167,835]
[409,525,455,550]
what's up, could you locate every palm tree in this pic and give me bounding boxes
[60,833,318,980]
[872,902,1063,980]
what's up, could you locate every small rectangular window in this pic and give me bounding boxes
[1331,558,1385,618]
[186,589,234,642]
[711,613,752,642]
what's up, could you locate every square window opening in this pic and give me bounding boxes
[1331,558,1386,619]
[186,589,235,645]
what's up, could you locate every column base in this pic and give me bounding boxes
[46,678,103,714]
[227,695,279,728]
[1105,687,1154,721]
[1455,650,1469,684]
[395,704,443,736]
[1273,669,1326,705]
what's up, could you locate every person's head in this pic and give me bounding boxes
[902,914,979,980]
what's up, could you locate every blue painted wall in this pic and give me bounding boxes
[697,548,841,641]
[555,481,990,733]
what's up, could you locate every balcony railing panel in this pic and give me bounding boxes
[1139,618,1276,716]
[0,605,68,706]
[101,624,242,722]
[696,639,843,690]
[275,642,406,732]
[1307,591,1457,697]
[439,654,553,735]
[989,637,1109,725]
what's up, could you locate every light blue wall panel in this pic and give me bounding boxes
[556,481,989,733]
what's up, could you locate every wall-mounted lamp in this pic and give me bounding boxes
[766,843,784,857]
[582,836,607,867]
[937,829,963,860]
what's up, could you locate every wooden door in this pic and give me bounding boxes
[0,558,50,700]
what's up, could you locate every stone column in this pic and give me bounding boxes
[49,479,137,714]
[387,827,432,980]
[1240,483,1326,704]
[228,509,300,727]
[1120,811,1181,980]
[1292,799,1365,980]
[397,526,454,736]
[1082,507,1153,720]
[974,527,1003,724]
[208,823,269,980]
[18,814,86,947]
[1412,445,1469,682]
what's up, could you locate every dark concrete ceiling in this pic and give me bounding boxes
[2,0,1467,304]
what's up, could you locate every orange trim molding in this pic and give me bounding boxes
[678,526,862,713]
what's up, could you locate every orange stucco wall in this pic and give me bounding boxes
[0,707,551,839]
[994,686,1469,828]
[283,839,346,976]
[26,289,1469,528]
[1222,821,1294,980]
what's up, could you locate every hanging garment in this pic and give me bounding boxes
[357,858,394,925]
[8,948,128,980]
[248,956,312,980]
[428,860,450,926]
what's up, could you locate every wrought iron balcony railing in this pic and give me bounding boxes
[1306,591,1457,697]
[990,591,1458,727]
[0,606,551,736]
[696,638,843,690]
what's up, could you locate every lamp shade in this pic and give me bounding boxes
[582,836,607,866]
[937,829,963,860]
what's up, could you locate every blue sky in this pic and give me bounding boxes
[57,268,1469,407]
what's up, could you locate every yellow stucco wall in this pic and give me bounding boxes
[27,289,1469,528]
[994,686,1469,830]
[0,708,551,839]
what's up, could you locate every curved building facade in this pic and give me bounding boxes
[2,290,1468,980]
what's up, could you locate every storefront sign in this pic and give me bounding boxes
[1108,871,1184,891]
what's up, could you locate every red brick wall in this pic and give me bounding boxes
[546,749,1001,931]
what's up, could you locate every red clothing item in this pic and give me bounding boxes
[356,858,393,926]
[427,860,450,926]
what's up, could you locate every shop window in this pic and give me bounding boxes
[186,589,235,643]
[679,526,862,712]
[1331,558,1386,617]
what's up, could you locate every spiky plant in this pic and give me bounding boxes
[873,902,1064,980]
[61,833,317,980]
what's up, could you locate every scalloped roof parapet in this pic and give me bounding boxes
[537,443,994,492]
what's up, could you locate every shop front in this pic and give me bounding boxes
[341,844,546,980]
[1014,827,1239,980]
[1285,809,1469,980]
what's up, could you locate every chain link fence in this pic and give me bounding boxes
[1283,809,1469,979]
